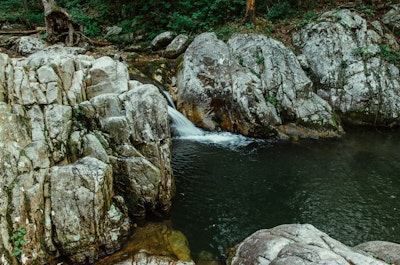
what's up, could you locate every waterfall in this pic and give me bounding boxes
[163,90,260,148]
[161,90,177,109]
[168,106,204,137]
[167,106,261,148]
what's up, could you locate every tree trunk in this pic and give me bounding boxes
[244,0,256,24]
[42,0,80,46]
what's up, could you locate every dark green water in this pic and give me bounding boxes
[170,128,400,260]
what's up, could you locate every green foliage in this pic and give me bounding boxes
[0,0,24,23]
[66,1,107,37]
[10,227,26,259]
[265,25,276,35]
[341,60,348,69]
[379,44,400,68]
[256,55,265,64]
[215,23,238,42]
[267,95,278,107]
[267,1,296,21]
[296,11,317,27]
[0,0,44,27]
[352,46,369,58]
[358,5,375,17]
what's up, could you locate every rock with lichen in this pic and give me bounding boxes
[0,46,177,264]
[293,9,400,126]
[176,32,342,139]
[227,224,392,265]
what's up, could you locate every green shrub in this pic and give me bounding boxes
[267,1,296,21]
[215,24,238,41]
[0,0,43,25]
[379,44,400,68]
[296,10,317,27]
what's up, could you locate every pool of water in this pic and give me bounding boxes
[170,127,400,261]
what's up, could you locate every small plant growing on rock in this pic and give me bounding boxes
[10,227,26,259]
[267,95,277,107]
[256,55,265,64]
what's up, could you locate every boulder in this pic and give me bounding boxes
[104,25,123,38]
[0,47,175,264]
[176,32,341,139]
[151,31,175,50]
[86,56,129,99]
[227,224,389,265]
[293,9,400,126]
[50,157,114,263]
[164,34,190,59]
[355,241,400,264]
[99,84,173,218]
[382,5,400,36]
[18,36,47,56]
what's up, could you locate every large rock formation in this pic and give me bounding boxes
[176,32,342,139]
[0,46,176,264]
[293,9,400,126]
[227,224,398,265]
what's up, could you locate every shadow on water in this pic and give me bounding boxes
[170,127,400,261]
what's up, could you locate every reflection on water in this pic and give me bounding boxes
[170,127,400,260]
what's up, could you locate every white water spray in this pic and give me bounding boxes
[167,106,259,148]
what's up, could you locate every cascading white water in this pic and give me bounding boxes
[162,90,176,109]
[167,106,260,148]
[168,106,204,137]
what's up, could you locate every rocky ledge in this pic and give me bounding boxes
[0,46,180,264]
[227,224,400,265]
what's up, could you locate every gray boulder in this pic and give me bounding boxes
[293,9,400,126]
[18,36,47,55]
[86,56,129,99]
[151,31,175,50]
[164,34,190,59]
[176,32,341,139]
[228,224,389,265]
[50,157,114,263]
[104,25,123,38]
[382,5,400,36]
[0,47,176,264]
[355,241,400,264]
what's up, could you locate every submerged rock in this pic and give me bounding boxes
[95,222,195,265]
[0,48,174,264]
[176,32,341,139]
[227,224,392,265]
[293,9,400,126]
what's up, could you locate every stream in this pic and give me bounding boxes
[170,127,400,261]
